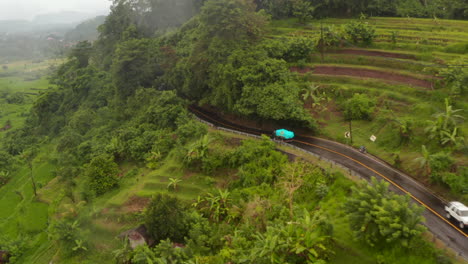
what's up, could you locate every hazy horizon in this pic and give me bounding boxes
[0,0,112,21]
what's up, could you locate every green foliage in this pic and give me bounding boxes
[168,177,182,191]
[184,134,212,169]
[0,170,10,186]
[441,167,468,195]
[68,108,96,135]
[320,26,344,48]
[193,189,234,223]
[260,0,467,19]
[95,1,137,68]
[153,238,192,263]
[84,154,119,196]
[258,0,292,19]
[145,194,190,243]
[111,38,162,99]
[438,59,468,96]
[344,93,376,120]
[428,152,454,183]
[414,145,433,176]
[185,211,225,254]
[205,46,316,128]
[5,92,25,104]
[2,127,37,155]
[396,0,425,17]
[131,244,158,264]
[175,115,208,144]
[345,178,426,248]
[199,0,267,42]
[236,82,309,123]
[285,37,315,62]
[1,0,466,262]
[302,84,328,111]
[30,89,64,134]
[0,236,27,263]
[291,0,316,24]
[425,98,464,147]
[344,21,376,45]
[48,219,88,256]
[135,90,186,129]
[70,41,93,68]
[0,151,14,174]
[230,136,287,187]
[444,43,468,54]
[279,159,322,219]
[229,209,333,264]
[262,37,315,62]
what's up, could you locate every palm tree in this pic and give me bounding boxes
[167,177,182,191]
[441,127,465,148]
[436,98,464,130]
[393,118,412,145]
[426,99,464,144]
[194,189,232,222]
[185,134,212,165]
[302,84,328,110]
[425,116,444,140]
[413,145,433,176]
[302,84,319,102]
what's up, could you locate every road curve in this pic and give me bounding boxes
[189,105,468,259]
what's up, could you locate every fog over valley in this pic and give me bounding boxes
[0,0,110,21]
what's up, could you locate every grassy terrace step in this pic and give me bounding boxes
[322,17,468,33]
[305,75,426,102]
[317,63,435,79]
[310,54,435,72]
[268,18,468,54]
[294,63,438,89]
[269,21,468,40]
[325,48,420,59]
[375,31,468,42]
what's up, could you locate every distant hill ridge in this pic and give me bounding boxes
[0,10,107,34]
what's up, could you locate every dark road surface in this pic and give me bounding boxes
[189,106,468,260]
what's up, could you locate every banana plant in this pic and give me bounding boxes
[167,177,182,191]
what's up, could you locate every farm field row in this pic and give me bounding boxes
[269,17,468,56]
[0,60,58,138]
[272,17,467,201]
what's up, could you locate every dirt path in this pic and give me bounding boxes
[328,49,417,60]
[292,66,434,89]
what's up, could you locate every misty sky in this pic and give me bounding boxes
[0,0,112,20]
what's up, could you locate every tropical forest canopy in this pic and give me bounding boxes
[0,0,467,263]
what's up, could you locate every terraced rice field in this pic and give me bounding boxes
[271,17,468,53]
[271,17,468,179]
[0,59,60,135]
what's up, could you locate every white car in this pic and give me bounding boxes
[444,201,468,229]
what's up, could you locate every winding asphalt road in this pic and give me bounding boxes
[189,105,468,260]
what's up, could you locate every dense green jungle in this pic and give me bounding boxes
[0,0,467,263]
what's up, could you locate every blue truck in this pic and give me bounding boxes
[273,129,295,140]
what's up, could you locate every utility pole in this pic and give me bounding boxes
[349,119,353,145]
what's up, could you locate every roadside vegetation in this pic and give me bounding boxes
[0,0,467,263]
